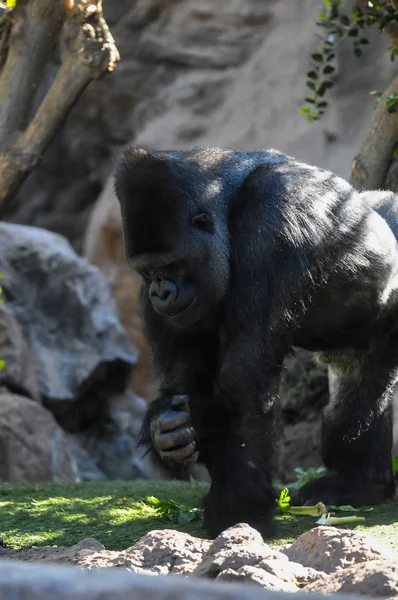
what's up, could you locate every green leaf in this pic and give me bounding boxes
[277,488,291,509]
[348,27,359,37]
[307,81,316,91]
[340,15,350,26]
[0,361,5,371]
[354,47,362,57]
[393,456,398,474]
[323,65,335,74]
[317,101,328,108]
[307,71,318,80]
[144,496,201,524]
[305,97,316,104]
[6,0,17,7]
[311,53,323,63]
[360,38,369,44]
[317,80,334,97]
[299,107,310,114]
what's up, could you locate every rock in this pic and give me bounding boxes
[256,559,325,585]
[0,222,137,432]
[306,559,398,597]
[15,539,105,566]
[0,391,77,482]
[11,530,211,575]
[217,558,326,591]
[78,530,211,574]
[282,526,394,574]
[0,560,370,600]
[64,435,107,481]
[73,391,176,481]
[83,176,158,403]
[194,524,288,578]
[217,565,298,592]
[0,304,40,402]
[210,523,266,552]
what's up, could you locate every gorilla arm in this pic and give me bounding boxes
[138,289,217,470]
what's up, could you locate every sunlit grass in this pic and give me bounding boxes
[0,481,396,553]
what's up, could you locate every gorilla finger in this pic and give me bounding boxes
[154,426,195,451]
[170,394,190,412]
[182,450,200,466]
[156,408,190,432]
[161,441,197,465]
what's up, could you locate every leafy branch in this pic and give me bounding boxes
[301,0,398,122]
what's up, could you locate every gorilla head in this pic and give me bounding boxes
[114,148,230,330]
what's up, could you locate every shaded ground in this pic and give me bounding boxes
[0,481,397,554]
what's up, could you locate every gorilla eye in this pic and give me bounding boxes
[192,213,214,233]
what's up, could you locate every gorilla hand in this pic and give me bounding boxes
[150,395,199,468]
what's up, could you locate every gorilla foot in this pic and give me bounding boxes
[203,487,276,539]
[292,474,395,507]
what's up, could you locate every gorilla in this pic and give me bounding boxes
[114,146,397,538]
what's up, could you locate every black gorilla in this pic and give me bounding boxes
[114,147,397,538]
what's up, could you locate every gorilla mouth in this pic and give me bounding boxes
[169,296,197,318]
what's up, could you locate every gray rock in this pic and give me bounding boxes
[0,223,137,431]
[0,391,77,482]
[0,559,381,600]
[0,305,40,401]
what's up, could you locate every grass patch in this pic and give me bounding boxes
[0,481,397,553]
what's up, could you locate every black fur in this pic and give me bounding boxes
[114,147,397,538]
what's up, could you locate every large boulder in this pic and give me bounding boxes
[83,176,158,402]
[0,222,172,482]
[0,222,137,431]
[0,390,77,483]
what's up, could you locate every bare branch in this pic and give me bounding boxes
[0,0,119,208]
[350,75,398,190]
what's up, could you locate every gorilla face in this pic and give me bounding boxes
[130,211,228,331]
[114,149,231,331]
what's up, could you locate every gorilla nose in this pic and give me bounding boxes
[150,279,178,312]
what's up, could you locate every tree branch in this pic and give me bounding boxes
[0,0,119,209]
[0,0,66,140]
[350,75,398,190]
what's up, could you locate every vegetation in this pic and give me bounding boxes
[0,480,397,554]
[302,0,398,192]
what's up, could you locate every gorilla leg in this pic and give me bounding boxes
[196,405,280,539]
[295,352,396,506]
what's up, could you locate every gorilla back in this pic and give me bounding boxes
[115,147,398,538]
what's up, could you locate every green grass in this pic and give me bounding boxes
[0,481,397,553]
